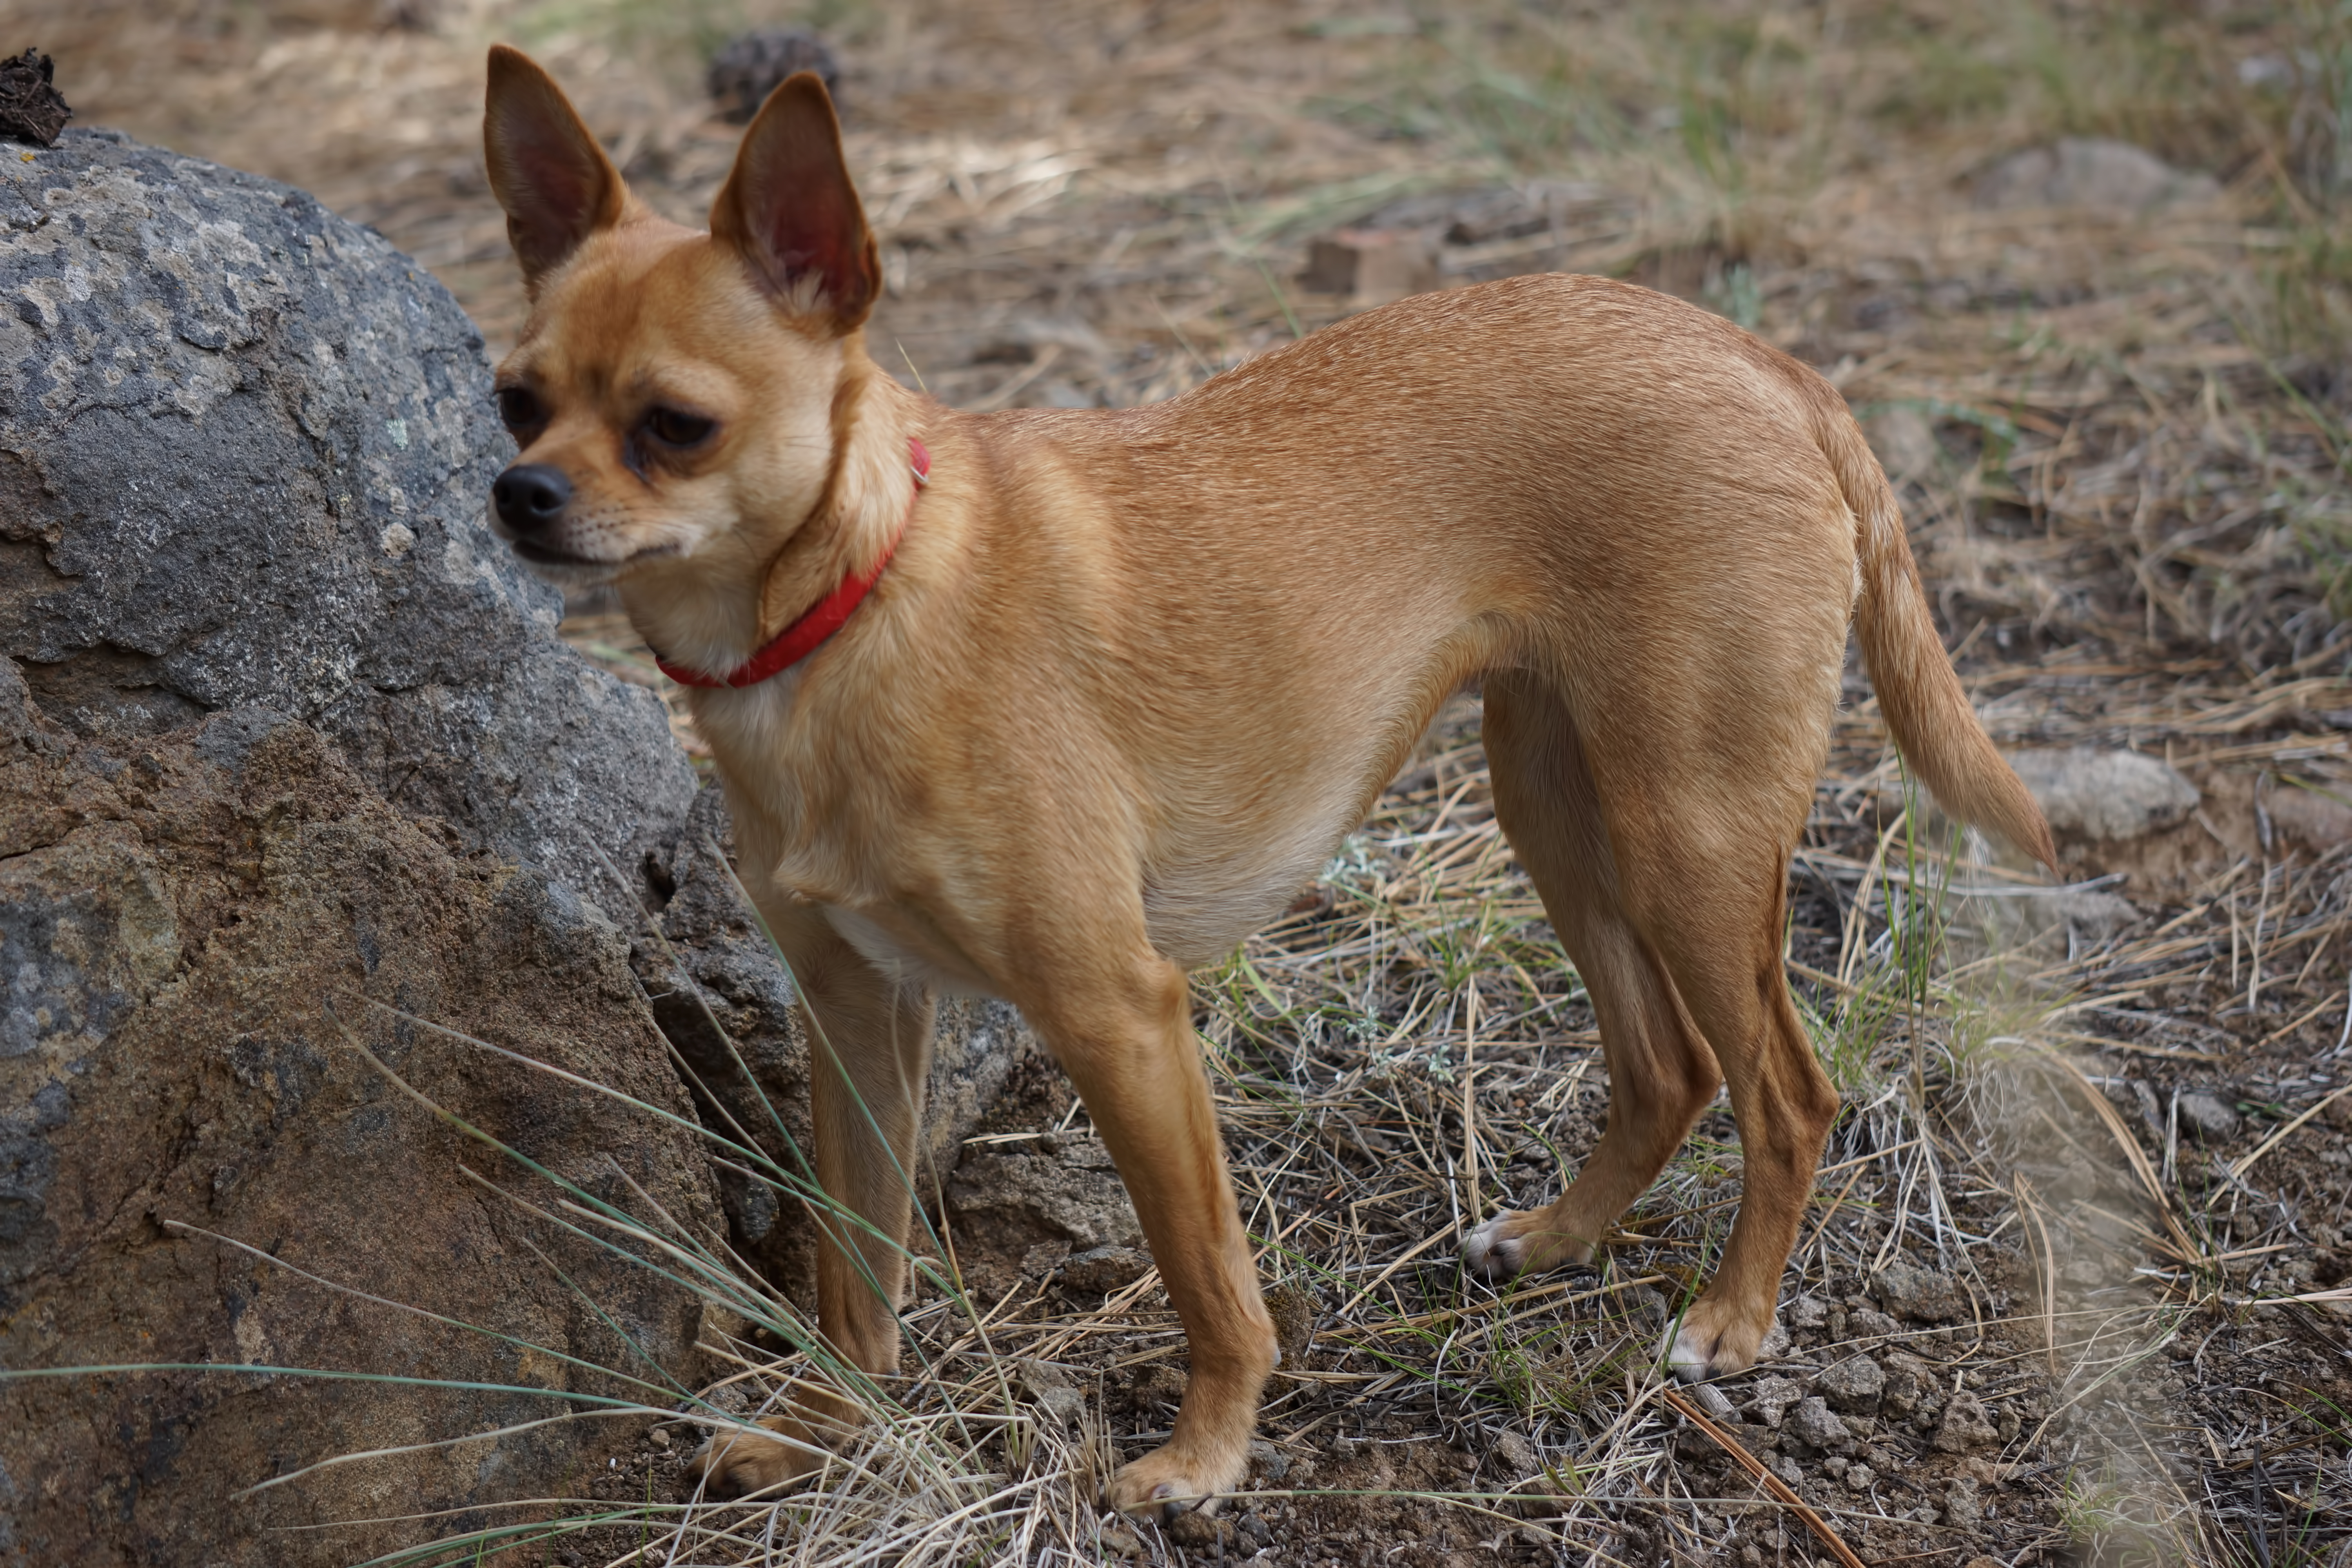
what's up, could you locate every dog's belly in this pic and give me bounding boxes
[1143,810,1344,972]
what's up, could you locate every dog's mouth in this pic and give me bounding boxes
[510,537,601,567]
[505,535,686,576]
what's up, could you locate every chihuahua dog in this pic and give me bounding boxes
[479,46,2053,1517]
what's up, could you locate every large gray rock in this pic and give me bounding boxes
[0,127,694,900]
[0,659,724,1566]
[0,129,1037,1565]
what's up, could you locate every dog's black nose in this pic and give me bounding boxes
[492,464,572,534]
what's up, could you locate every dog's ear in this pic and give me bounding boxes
[483,45,628,291]
[710,73,879,329]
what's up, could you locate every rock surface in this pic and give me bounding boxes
[0,127,695,901]
[2009,749,2200,842]
[947,1133,1145,1278]
[0,662,724,1566]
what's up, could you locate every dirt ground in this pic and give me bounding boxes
[13,2,2352,1564]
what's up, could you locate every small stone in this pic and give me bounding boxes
[1744,1375,1808,1429]
[1851,1307,1904,1339]
[1168,1510,1227,1549]
[1494,1429,1539,1475]
[1784,1294,1830,1328]
[1016,1359,1085,1428]
[1816,1355,1886,1414]
[1248,1437,1292,1483]
[1871,1261,1965,1323]
[1822,1455,1850,1477]
[2056,889,2142,944]
[1677,1423,1722,1462]
[1933,1391,2003,1453]
[1059,1245,1153,1296]
[1757,1321,1792,1360]
[1693,1383,1739,1422]
[1098,1523,1143,1559]
[2176,1092,2241,1142]
[1845,1463,1875,1491]
[648,1426,671,1448]
[1788,1396,1851,1449]
[1974,138,2220,212]
[1942,1475,1985,1528]
[1019,1240,1072,1278]
[2007,748,2199,840]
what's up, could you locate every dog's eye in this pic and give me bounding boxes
[646,407,716,449]
[496,387,543,434]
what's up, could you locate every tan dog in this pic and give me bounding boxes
[479,47,2054,1516]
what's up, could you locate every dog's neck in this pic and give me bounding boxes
[618,343,922,681]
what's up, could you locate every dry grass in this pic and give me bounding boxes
[18,0,2352,1563]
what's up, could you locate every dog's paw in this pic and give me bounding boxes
[1461,1213,1525,1279]
[682,1417,829,1500]
[1461,1209,1593,1281]
[1104,1437,1249,1524]
[1661,1293,1769,1382]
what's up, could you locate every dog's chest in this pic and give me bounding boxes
[820,903,1001,998]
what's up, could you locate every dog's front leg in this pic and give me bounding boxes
[688,895,937,1499]
[1036,951,1276,1520]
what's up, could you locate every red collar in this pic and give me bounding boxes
[655,437,931,690]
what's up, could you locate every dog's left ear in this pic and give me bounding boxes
[710,73,879,330]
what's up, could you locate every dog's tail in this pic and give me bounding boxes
[1813,385,2057,869]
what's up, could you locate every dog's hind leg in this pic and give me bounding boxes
[1464,669,1723,1279]
[1465,664,1839,1381]
[1576,684,1838,1381]
[687,894,937,1498]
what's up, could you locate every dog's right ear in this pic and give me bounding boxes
[483,45,628,292]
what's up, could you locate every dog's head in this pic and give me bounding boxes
[479,45,879,589]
